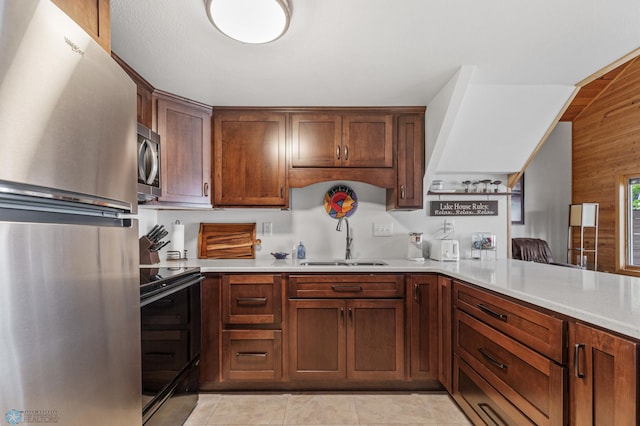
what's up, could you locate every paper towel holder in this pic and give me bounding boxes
[167,220,187,260]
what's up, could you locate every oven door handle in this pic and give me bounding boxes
[140,275,204,307]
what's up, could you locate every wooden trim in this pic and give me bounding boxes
[575,48,640,87]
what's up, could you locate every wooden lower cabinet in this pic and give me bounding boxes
[409,274,439,381]
[452,280,567,426]
[454,356,535,425]
[437,275,453,392]
[455,310,566,425]
[569,322,638,425]
[288,298,405,381]
[221,329,282,381]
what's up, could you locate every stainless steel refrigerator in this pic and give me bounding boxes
[0,1,141,425]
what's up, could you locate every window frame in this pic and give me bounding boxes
[616,174,640,276]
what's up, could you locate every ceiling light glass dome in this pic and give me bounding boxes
[206,0,291,44]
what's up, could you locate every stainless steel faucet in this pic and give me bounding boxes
[336,217,353,260]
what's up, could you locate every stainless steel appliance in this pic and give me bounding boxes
[140,267,203,425]
[138,123,162,202]
[0,1,141,425]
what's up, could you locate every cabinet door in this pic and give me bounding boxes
[52,0,110,52]
[348,299,405,380]
[214,112,287,207]
[288,299,346,380]
[342,114,393,167]
[155,94,212,205]
[290,113,342,167]
[394,114,424,209]
[199,274,220,389]
[409,274,439,381]
[570,322,638,425]
[437,275,453,390]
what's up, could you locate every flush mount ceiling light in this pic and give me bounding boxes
[206,0,291,44]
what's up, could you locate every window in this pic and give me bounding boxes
[627,177,640,268]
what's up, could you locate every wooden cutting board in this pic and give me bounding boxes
[198,223,261,259]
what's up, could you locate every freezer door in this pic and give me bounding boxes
[0,220,141,426]
[0,0,137,210]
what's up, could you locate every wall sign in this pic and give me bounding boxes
[430,200,498,216]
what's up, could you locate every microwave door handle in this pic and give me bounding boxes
[138,139,148,182]
[145,140,159,185]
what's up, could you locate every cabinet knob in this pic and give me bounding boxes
[336,146,341,160]
[203,182,209,196]
[401,185,406,200]
[344,145,349,160]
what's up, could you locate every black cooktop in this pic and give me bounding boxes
[139,266,200,298]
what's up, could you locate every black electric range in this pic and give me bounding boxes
[139,266,203,425]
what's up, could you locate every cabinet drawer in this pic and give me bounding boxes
[222,275,282,324]
[454,281,565,363]
[455,310,566,426]
[454,356,535,426]
[221,330,282,381]
[288,274,404,298]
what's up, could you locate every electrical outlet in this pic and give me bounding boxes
[262,222,273,236]
[372,223,393,237]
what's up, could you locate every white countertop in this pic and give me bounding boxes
[146,258,640,341]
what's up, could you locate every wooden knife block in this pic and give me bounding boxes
[139,236,160,265]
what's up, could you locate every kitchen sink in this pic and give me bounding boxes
[299,260,387,266]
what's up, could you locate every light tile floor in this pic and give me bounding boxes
[185,392,472,425]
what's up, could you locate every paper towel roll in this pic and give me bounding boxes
[171,220,185,254]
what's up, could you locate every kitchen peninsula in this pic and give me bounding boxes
[147,258,639,424]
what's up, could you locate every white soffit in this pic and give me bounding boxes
[435,84,576,174]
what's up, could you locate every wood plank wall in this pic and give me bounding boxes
[572,56,640,272]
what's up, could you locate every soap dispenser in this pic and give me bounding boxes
[296,241,306,259]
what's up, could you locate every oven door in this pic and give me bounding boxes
[141,273,202,424]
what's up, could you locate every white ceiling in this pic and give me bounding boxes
[110,0,640,108]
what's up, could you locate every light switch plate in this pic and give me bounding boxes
[262,222,273,236]
[373,223,393,237]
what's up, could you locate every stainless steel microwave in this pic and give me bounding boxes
[137,123,161,202]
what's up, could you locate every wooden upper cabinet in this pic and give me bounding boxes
[290,112,393,168]
[213,111,287,207]
[111,53,154,128]
[291,114,342,167]
[154,92,212,206]
[389,114,425,210]
[52,0,110,52]
[342,114,393,168]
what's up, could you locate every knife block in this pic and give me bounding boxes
[139,236,160,265]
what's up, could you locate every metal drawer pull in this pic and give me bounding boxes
[477,403,506,426]
[574,343,586,378]
[336,146,341,160]
[478,348,507,370]
[236,352,268,357]
[331,285,363,292]
[477,304,508,322]
[236,297,268,305]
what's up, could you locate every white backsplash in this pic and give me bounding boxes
[138,177,509,262]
